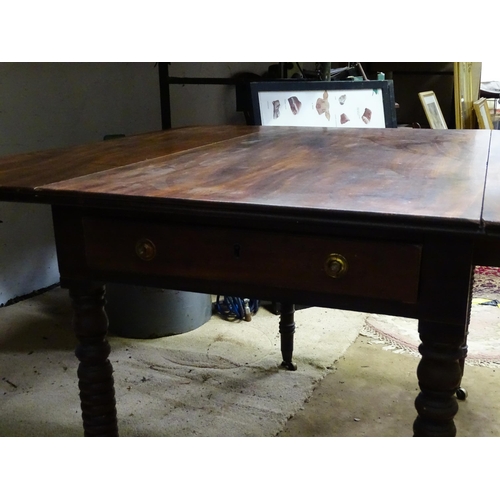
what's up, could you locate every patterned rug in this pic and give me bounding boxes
[362,267,500,368]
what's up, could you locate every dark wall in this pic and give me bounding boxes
[361,63,455,128]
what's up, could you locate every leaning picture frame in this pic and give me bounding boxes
[418,91,448,129]
[248,80,398,128]
[473,97,494,129]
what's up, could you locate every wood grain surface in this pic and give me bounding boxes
[0,126,492,226]
[42,127,491,224]
[82,216,422,303]
[0,126,255,196]
[482,130,500,230]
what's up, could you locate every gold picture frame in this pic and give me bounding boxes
[473,97,494,129]
[454,62,482,129]
[418,91,448,129]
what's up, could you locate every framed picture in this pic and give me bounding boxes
[473,97,494,129]
[248,80,397,128]
[418,91,448,129]
[453,62,481,129]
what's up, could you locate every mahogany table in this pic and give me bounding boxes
[1,125,499,437]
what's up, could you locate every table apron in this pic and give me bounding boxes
[73,215,422,305]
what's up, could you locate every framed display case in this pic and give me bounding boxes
[249,80,397,128]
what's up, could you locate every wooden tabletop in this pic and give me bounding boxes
[481,130,500,232]
[0,126,256,199]
[0,125,493,229]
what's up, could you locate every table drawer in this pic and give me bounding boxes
[82,217,422,303]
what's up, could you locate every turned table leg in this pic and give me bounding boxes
[280,302,297,371]
[69,283,118,437]
[413,321,468,437]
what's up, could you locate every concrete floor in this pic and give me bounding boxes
[2,287,500,437]
[280,334,500,437]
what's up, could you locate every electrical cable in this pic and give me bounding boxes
[215,296,260,322]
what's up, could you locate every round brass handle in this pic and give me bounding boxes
[324,253,348,278]
[135,238,156,261]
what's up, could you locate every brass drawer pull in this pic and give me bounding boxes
[135,238,156,261]
[324,253,348,278]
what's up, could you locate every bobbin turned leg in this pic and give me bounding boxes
[280,302,297,371]
[413,321,468,437]
[413,236,474,436]
[69,283,118,437]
